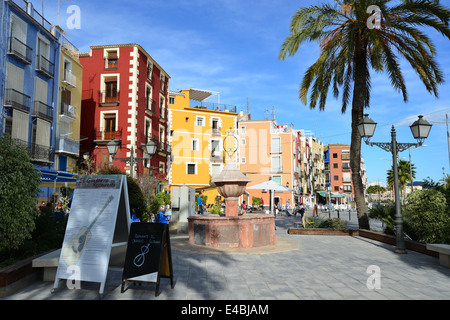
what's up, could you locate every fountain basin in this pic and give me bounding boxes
[188,214,275,249]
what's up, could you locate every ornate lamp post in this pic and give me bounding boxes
[358,115,432,253]
[107,140,157,179]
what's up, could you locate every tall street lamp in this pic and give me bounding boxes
[358,115,432,254]
[107,140,157,179]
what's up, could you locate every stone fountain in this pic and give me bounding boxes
[187,162,275,249]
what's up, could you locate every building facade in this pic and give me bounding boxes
[55,32,82,174]
[79,44,171,185]
[324,143,367,204]
[0,0,61,172]
[238,119,298,209]
[168,88,238,205]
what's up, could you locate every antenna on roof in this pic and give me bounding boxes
[264,107,269,120]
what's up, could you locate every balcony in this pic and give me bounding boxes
[157,140,171,156]
[62,70,77,88]
[145,98,155,114]
[56,137,79,156]
[4,88,31,113]
[36,55,55,78]
[159,108,168,122]
[8,37,32,65]
[93,127,122,144]
[33,101,53,122]
[60,102,76,121]
[31,142,55,163]
[341,152,350,160]
[99,90,120,107]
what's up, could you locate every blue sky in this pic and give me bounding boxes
[36,0,450,184]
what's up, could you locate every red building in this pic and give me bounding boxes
[79,44,171,184]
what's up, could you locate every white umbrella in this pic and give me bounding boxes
[247,179,295,215]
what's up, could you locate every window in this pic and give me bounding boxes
[333,153,338,158]
[145,84,153,111]
[333,163,338,169]
[241,126,246,134]
[104,78,118,102]
[271,137,281,154]
[272,176,282,184]
[10,14,30,63]
[144,119,152,143]
[271,156,282,173]
[169,97,175,104]
[160,74,165,92]
[212,118,220,135]
[334,186,339,192]
[192,139,199,151]
[104,114,116,140]
[107,50,118,69]
[241,157,246,164]
[334,175,339,181]
[211,139,221,157]
[211,164,222,178]
[147,61,153,81]
[196,116,205,127]
[187,163,197,175]
[241,138,246,145]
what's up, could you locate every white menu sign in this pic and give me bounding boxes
[53,175,130,296]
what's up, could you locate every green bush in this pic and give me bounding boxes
[403,190,450,244]
[318,218,347,230]
[368,204,396,235]
[0,136,41,253]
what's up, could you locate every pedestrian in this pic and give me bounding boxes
[131,208,140,222]
[197,193,204,215]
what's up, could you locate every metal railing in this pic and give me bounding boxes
[8,37,32,64]
[33,101,53,122]
[5,88,31,113]
[36,54,55,78]
[56,137,79,155]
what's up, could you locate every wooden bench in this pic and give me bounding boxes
[427,244,450,268]
[32,249,61,282]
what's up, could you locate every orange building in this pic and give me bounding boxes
[238,120,297,210]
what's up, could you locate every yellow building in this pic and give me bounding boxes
[168,89,239,206]
[55,35,83,174]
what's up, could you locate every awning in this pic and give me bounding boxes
[316,191,347,198]
[39,169,78,187]
[189,88,219,102]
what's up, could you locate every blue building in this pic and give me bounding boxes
[0,1,61,170]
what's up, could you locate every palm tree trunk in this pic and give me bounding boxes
[350,46,370,230]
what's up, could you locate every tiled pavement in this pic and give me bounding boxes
[2,212,450,301]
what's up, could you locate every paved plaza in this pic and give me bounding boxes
[2,212,450,301]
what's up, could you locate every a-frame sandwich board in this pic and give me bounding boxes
[121,222,174,297]
[52,175,131,298]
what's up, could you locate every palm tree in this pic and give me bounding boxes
[279,0,450,229]
[387,160,416,201]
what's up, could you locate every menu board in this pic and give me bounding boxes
[53,175,130,296]
[121,223,174,297]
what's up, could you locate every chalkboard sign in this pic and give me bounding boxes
[121,223,174,297]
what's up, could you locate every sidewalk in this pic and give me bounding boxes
[2,214,450,300]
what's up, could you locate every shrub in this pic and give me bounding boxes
[368,204,396,235]
[403,190,450,244]
[0,136,41,253]
[318,218,347,230]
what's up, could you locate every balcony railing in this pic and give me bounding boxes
[62,70,77,87]
[60,102,76,120]
[36,54,55,78]
[159,108,168,121]
[33,101,53,122]
[8,37,32,64]
[5,88,31,113]
[145,98,155,113]
[31,142,55,163]
[93,127,123,142]
[56,137,79,156]
[99,90,120,106]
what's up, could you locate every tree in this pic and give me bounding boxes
[279,0,450,229]
[387,160,416,200]
[0,136,41,252]
[367,185,386,202]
